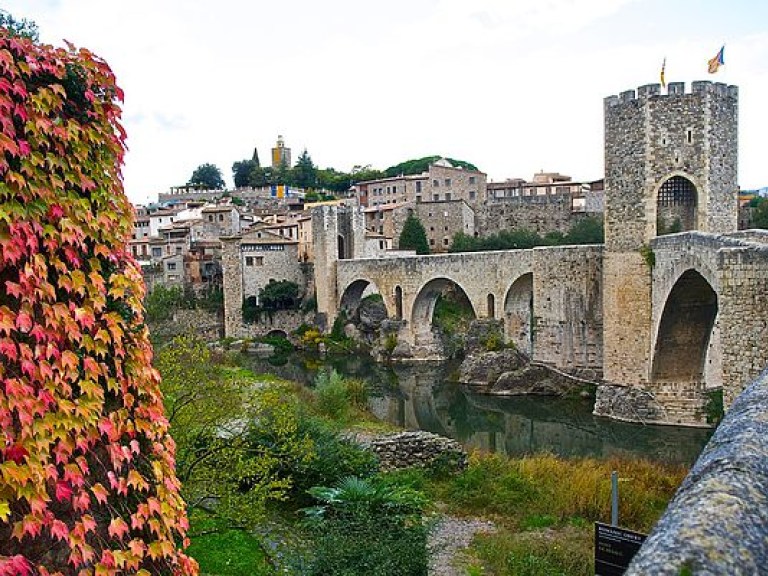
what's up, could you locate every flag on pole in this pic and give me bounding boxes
[660,57,666,88]
[708,45,725,74]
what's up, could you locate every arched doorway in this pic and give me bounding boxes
[656,175,697,235]
[337,235,346,259]
[504,273,534,356]
[651,269,717,384]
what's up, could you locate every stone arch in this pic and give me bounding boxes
[265,329,288,339]
[651,269,717,384]
[655,174,698,235]
[411,277,476,333]
[339,278,388,318]
[504,273,534,355]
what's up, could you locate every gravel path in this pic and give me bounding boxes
[428,515,496,575]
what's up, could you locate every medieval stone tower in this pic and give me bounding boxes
[313,205,367,329]
[602,80,738,389]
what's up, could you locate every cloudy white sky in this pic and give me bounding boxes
[6,0,768,204]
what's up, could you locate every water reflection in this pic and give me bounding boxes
[246,354,712,466]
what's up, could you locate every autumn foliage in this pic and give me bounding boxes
[0,31,196,575]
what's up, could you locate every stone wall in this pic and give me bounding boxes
[352,431,468,472]
[148,308,223,343]
[626,368,768,575]
[532,245,604,372]
[478,193,594,236]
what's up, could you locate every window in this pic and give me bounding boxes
[176,246,182,254]
[429,239,435,246]
[430,226,434,232]
[218,214,224,222]
[433,194,439,201]
[415,195,422,203]
[469,176,476,185]
[245,256,264,266]
[443,238,449,246]
[167,262,176,271]
[444,178,451,187]
[444,226,448,231]
[246,256,253,266]
[445,193,451,201]
[686,129,693,144]
[151,247,162,257]
[433,179,439,187]
[469,190,476,201]
[415,181,422,193]
[208,215,213,222]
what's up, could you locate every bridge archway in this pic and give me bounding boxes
[411,277,476,334]
[656,175,698,235]
[504,273,534,355]
[651,269,717,384]
[339,279,388,319]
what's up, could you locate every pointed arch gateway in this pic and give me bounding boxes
[651,269,717,384]
[656,175,698,235]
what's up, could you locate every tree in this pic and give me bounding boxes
[155,336,313,528]
[565,215,604,244]
[232,159,257,188]
[249,166,271,188]
[189,162,225,189]
[399,214,430,254]
[0,34,195,573]
[384,156,479,178]
[259,279,300,311]
[292,149,318,189]
[750,196,768,229]
[0,10,39,40]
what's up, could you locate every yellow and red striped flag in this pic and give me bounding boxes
[708,45,725,74]
[660,57,666,88]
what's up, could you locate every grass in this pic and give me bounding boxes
[387,451,688,576]
[186,515,272,576]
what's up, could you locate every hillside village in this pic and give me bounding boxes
[133,136,609,307]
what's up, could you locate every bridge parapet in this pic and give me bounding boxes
[627,367,768,574]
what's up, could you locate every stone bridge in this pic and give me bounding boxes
[319,222,768,426]
[333,245,604,371]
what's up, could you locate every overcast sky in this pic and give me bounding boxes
[6,0,768,204]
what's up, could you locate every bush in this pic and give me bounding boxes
[314,369,350,420]
[302,477,430,576]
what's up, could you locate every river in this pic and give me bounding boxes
[245,352,712,466]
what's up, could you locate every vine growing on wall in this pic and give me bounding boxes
[0,32,197,574]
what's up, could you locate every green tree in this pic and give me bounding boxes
[259,279,300,311]
[384,156,478,177]
[399,213,430,254]
[292,149,318,189]
[156,335,314,528]
[750,196,768,228]
[565,215,604,244]
[232,159,257,188]
[249,166,271,187]
[0,10,39,40]
[189,162,225,189]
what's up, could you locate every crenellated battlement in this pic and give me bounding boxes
[604,80,738,107]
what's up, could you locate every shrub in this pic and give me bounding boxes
[302,477,430,576]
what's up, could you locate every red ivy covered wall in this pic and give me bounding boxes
[0,32,197,575]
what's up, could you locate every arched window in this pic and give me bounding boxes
[657,176,697,235]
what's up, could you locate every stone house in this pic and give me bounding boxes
[353,158,487,209]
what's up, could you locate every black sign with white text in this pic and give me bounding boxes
[594,522,647,575]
